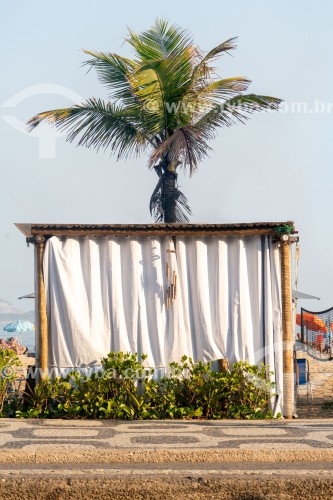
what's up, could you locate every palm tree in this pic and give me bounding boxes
[28,20,281,223]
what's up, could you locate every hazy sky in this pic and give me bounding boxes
[1,0,332,313]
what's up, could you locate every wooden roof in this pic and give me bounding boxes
[15,222,295,239]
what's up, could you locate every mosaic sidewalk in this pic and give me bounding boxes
[1,419,333,452]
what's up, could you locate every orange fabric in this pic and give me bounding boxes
[296,313,327,333]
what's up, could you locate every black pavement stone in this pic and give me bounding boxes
[4,427,117,440]
[131,435,199,444]
[0,439,113,449]
[324,434,333,441]
[127,425,183,430]
[200,426,310,438]
[215,438,333,449]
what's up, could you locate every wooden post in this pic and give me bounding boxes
[36,235,48,379]
[281,237,294,419]
[218,358,229,373]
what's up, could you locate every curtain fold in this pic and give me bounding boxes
[43,234,283,410]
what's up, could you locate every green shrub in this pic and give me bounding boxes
[0,349,21,415]
[14,352,277,420]
[223,361,276,419]
[16,352,153,420]
[145,357,275,419]
[145,356,225,418]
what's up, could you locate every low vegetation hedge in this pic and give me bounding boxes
[0,351,279,419]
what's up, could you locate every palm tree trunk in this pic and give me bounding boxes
[162,170,177,222]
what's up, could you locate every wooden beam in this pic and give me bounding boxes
[36,235,48,379]
[27,228,280,238]
[281,237,294,419]
[15,222,296,239]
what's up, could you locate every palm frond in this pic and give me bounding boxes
[82,50,136,104]
[132,53,194,136]
[177,77,252,124]
[196,77,252,100]
[203,37,238,63]
[175,189,192,222]
[27,99,151,158]
[191,37,238,85]
[127,19,193,61]
[149,176,191,223]
[194,94,282,139]
[149,176,164,222]
[148,126,211,175]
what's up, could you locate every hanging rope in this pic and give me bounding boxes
[294,242,300,291]
[165,240,178,309]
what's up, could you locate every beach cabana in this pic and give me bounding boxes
[16,222,298,418]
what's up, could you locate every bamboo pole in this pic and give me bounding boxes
[281,238,294,419]
[36,235,48,379]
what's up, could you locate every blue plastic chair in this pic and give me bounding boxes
[295,358,313,402]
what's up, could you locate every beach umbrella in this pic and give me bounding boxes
[3,320,35,333]
[296,313,327,333]
[296,313,327,348]
[296,313,327,354]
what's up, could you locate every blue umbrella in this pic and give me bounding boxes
[4,320,35,333]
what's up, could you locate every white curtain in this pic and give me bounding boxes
[43,235,282,406]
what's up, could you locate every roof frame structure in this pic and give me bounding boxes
[16,221,296,240]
